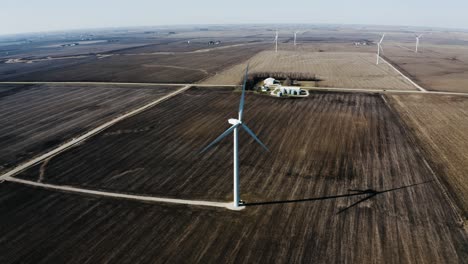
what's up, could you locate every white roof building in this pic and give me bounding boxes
[264,77,276,87]
[262,78,309,98]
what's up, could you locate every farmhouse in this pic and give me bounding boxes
[261,77,281,92]
[263,77,277,86]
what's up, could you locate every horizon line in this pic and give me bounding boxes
[1,22,467,38]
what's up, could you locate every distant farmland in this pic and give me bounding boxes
[1,44,268,83]
[0,84,177,172]
[383,43,468,93]
[10,88,468,262]
[202,50,417,90]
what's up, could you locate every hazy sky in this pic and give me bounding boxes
[1,0,467,35]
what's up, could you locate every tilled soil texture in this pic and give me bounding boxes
[15,88,455,201]
[0,84,177,172]
[1,44,268,83]
[11,88,466,262]
[0,179,466,263]
[389,94,468,220]
[202,50,417,90]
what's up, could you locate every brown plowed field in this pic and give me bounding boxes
[0,84,176,172]
[10,88,467,263]
[202,50,417,90]
[2,44,268,83]
[389,94,468,220]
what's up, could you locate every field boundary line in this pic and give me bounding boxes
[0,85,192,181]
[302,87,414,93]
[0,81,239,88]
[3,82,468,96]
[380,57,427,92]
[0,81,186,86]
[397,44,415,52]
[122,42,264,56]
[4,177,235,210]
[302,86,468,96]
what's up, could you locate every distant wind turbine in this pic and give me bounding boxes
[376,33,385,65]
[294,31,298,46]
[415,34,423,53]
[200,65,269,209]
[275,30,279,52]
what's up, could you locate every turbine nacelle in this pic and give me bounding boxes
[228,118,241,125]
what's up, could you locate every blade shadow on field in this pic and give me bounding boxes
[243,180,433,214]
[336,180,433,214]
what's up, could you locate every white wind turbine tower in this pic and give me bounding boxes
[275,30,279,52]
[415,34,423,53]
[200,65,269,209]
[294,31,298,46]
[376,33,385,65]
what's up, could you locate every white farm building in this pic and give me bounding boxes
[263,77,277,86]
[262,78,309,98]
[271,86,309,97]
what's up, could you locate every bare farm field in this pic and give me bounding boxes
[383,43,468,93]
[389,94,468,220]
[114,40,259,54]
[1,44,268,83]
[8,87,468,262]
[0,83,177,172]
[0,56,94,81]
[1,182,466,264]
[202,50,417,90]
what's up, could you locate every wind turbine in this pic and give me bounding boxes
[415,34,423,53]
[200,65,269,209]
[275,30,279,52]
[294,31,298,46]
[376,33,385,65]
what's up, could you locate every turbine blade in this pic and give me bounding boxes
[238,64,249,121]
[241,124,269,152]
[200,124,238,153]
